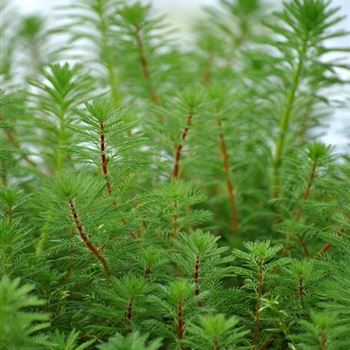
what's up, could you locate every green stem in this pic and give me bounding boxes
[177,301,184,346]
[321,332,326,350]
[56,108,66,173]
[98,9,120,107]
[217,120,239,235]
[272,36,308,198]
[283,157,317,256]
[299,95,315,144]
[134,25,163,123]
[213,338,220,350]
[36,219,50,255]
[106,60,120,107]
[252,258,264,348]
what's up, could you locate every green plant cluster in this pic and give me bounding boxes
[1,0,350,349]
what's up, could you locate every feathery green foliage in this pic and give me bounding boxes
[1,0,349,349]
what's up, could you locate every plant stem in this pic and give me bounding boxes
[217,120,239,235]
[56,108,67,173]
[36,217,51,255]
[1,114,39,170]
[106,59,120,107]
[256,334,277,350]
[99,122,113,195]
[194,254,200,292]
[299,159,318,212]
[296,158,318,255]
[134,26,162,121]
[172,114,193,179]
[317,228,346,257]
[126,298,133,333]
[299,96,315,144]
[99,18,120,107]
[321,332,326,350]
[172,201,179,238]
[213,338,220,350]
[144,267,151,278]
[272,36,308,198]
[1,159,7,187]
[317,242,332,257]
[177,301,184,346]
[202,57,239,236]
[171,114,193,238]
[202,53,213,86]
[194,254,204,306]
[194,254,200,297]
[252,258,264,347]
[68,199,110,274]
[284,157,317,256]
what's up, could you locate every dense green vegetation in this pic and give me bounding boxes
[1,0,350,349]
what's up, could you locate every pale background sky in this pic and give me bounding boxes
[11,0,350,26]
[11,0,350,149]
[11,0,350,30]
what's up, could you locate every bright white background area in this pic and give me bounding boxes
[11,0,350,149]
[11,0,350,32]
[12,0,350,32]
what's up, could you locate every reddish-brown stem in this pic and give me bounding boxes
[98,121,122,242]
[126,298,133,333]
[99,122,113,195]
[194,254,204,306]
[7,131,37,167]
[68,199,110,274]
[317,242,332,257]
[177,302,184,343]
[256,334,277,350]
[144,267,151,278]
[295,160,318,256]
[283,236,310,257]
[171,115,193,239]
[194,254,200,296]
[298,238,311,257]
[213,339,220,350]
[305,158,335,257]
[252,259,264,346]
[285,159,317,256]
[321,332,326,350]
[202,53,213,86]
[298,160,318,217]
[134,26,162,123]
[217,120,239,235]
[317,224,348,258]
[1,114,38,169]
[172,115,193,179]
